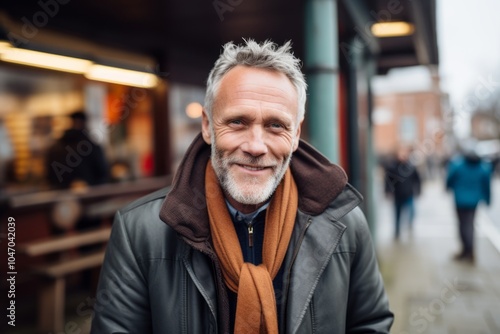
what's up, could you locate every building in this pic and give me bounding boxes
[471,110,500,141]
[372,65,446,178]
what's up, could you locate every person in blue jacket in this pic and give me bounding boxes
[446,144,491,263]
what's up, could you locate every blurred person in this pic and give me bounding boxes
[46,110,109,189]
[91,40,393,334]
[384,146,421,239]
[45,110,110,290]
[491,154,500,176]
[446,142,491,263]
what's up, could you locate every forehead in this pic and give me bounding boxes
[215,66,298,106]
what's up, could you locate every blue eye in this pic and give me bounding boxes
[270,123,283,129]
[228,119,245,128]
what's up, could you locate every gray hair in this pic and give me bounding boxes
[204,39,307,124]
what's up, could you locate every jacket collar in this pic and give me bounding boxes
[159,133,348,246]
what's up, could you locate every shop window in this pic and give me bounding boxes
[0,65,155,193]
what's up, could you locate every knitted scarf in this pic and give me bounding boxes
[205,162,298,333]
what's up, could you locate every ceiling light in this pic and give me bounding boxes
[0,46,159,88]
[371,21,415,38]
[0,48,92,73]
[85,64,158,88]
[185,102,203,119]
[0,41,12,52]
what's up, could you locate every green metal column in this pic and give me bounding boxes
[365,57,378,239]
[305,0,339,162]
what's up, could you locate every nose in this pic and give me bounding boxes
[241,126,268,157]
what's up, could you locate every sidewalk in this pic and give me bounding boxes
[484,177,500,253]
[375,179,500,334]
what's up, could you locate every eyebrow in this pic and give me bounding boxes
[223,109,294,126]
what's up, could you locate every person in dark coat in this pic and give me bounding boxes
[384,146,421,239]
[46,110,110,288]
[91,39,393,334]
[46,110,109,189]
[446,145,491,263]
[46,110,109,235]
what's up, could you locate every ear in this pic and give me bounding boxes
[292,120,303,151]
[201,110,212,144]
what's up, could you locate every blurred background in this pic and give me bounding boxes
[0,0,498,333]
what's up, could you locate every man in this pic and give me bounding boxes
[46,110,109,189]
[91,40,393,333]
[46,111,109,234]
[384,146,421,239]
[446,142,491,263]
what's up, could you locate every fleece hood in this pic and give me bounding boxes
[159,133,348,247]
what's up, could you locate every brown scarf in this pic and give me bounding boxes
[205,162,298,333]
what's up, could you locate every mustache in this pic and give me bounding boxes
[218,153,278,167]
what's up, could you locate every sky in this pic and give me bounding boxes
[437,0,500,136]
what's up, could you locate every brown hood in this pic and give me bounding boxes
[159,133,348,246]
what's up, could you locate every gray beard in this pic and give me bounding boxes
[209,133,293,205]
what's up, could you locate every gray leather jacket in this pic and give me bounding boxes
[91,135,393,333]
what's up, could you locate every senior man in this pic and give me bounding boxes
[91,39,393,334]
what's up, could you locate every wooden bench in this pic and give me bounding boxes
[19,227,111,333]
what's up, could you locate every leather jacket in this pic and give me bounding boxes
[91,135,393,333]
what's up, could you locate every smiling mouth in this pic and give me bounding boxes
[237,164,267,171]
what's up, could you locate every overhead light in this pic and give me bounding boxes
[371,21,415,38]
[0,41,12,52]
[0,45,159,88]
[185,102,203,119]
[0,48,92,73]
[85,64,158,88]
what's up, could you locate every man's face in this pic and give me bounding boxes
[202,66,302,212]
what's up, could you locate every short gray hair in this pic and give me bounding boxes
[204,39,307,123]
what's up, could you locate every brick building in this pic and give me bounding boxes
[372,66,447,174]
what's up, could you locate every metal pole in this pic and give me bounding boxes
[304,0,339,162]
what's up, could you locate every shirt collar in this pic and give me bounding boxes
[225,199,270,226]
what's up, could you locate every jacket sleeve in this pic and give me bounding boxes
[413,167,422,197]
[445,160,456,191]
[383,165,395,196]
[346,209,394,333]
[482,163,492,206]
[91,211,152,334]
[90,144,109,185]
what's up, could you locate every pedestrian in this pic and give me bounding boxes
[446,142,491,263]
[384,146,421,239]
[46,110,109,189]
[44,110,110,290]
[91,39,393,333]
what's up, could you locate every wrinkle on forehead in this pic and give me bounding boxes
[212,66,299,122]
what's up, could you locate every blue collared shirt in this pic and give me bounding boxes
[225,200,269,264]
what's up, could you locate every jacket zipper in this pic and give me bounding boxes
[248,224,254,248]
